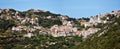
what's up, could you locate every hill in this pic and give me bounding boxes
[70,11,120,49]
[0,8,120,49]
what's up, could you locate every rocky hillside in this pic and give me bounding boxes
[0,8,97,37]
[0,8,83,49]
[0,8,120,49]
[0,8,107,38]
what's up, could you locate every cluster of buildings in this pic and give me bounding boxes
[50,24,100,38]
[49,16,100,38]
[50,25,77,37]
[80,16,107,28]
[76,28,100,38]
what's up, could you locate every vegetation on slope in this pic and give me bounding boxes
[70,15,120,49]
[0,9,120,49]
[0,34,82,49]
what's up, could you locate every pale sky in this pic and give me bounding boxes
[0,0,120,18]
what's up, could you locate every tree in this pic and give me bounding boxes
[0,19,16,32]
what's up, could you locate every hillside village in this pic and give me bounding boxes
[0,8,120,49]
[0,8,120,38]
